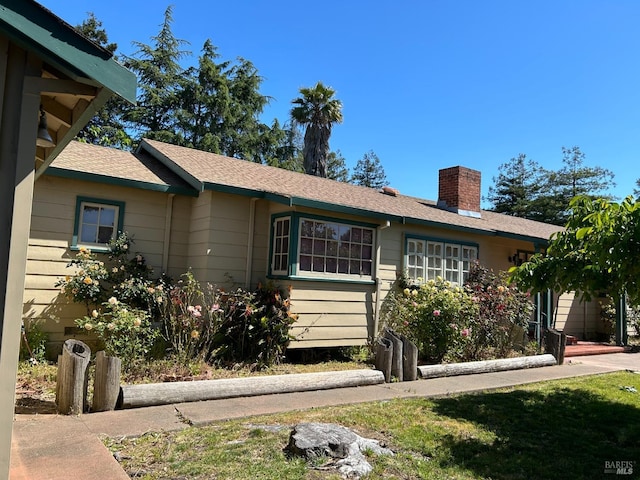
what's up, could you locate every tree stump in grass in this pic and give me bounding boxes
[545,329,567,365]
[56,339,91,415]
[400,333,418,381]
[92,351,122,412]
[384,328,404,382]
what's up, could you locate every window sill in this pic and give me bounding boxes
[70,244,111,254]
[268,274,375,285]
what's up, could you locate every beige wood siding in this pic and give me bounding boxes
[26,176,186,353]
[554,292,606,340]
[287,280,373,348]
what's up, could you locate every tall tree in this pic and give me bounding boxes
[290,82,343,177]
[486,154,544,218]
[74,13,131,149]
[123,6,189,143]
[326,150,349,182]
[351,150,387,188]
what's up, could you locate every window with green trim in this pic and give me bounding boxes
[73,197,124,250]
[270,214,375,280]
[405,237,477,285]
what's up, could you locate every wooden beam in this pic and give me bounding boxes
[40,96,71,126]
[24,76,97,98]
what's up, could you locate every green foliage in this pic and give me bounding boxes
[487,146,615,225]
[75,299,158,370]
[382,263,533,363]
[158,274,296,369]
[291,81,343,177]
[511,195,640,307]
[351,150,387,189]
[20,321,48,363]
[326,149,349,182]
[55,247,110,310]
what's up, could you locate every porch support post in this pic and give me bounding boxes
[615,295,627,346]
[0,41,41,478]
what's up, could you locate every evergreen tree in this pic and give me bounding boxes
[326,150,349,182]
[123,6,189,143]
[74,13,131,149]
[351,150,387,188]
[486,154,544,218]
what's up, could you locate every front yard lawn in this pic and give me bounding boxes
[106,371,640,479]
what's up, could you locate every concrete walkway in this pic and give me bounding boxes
[9,352,639,480]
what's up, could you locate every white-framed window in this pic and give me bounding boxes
[73,197,124,250]
[405,237,477,285]
[270,214,375,281]
[271,216,291,275]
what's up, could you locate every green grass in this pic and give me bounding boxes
[105,371,640,479]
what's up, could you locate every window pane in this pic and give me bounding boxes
[100,207,116,227]
[326,257,338,273]
[300,238,312,254]
[326,225,338,240]
[339,226,351,242]
[80,224,97,243]
[362,245,372,260]
[350,260,360,274]
[82,205,99,224]
[338,259,349,274]
[300,255,311,271]
[351,244,361,259]
[313,239,326,255]
[361,260,372,275]
[362,229,373,245]
[327,241,338,256]
[300,220,313,237]
[313,256,325,272]
[351,228,362,243]
[97,226,114,243]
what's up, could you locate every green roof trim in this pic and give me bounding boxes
[137,141,204,192]
[45,166,199,197]
[0,1,136,102]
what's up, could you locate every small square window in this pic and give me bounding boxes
[73,197,124,250]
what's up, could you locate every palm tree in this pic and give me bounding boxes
[290,82,343,177]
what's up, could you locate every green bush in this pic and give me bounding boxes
[158,274,296,369]
[20,321,48,363]
[381,263,534,363]
[75,298,158,371]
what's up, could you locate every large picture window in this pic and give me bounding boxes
[270,214,375,281]
[405,237,477,285]
[73,197,125,250]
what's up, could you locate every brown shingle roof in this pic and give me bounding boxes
[48,141,195,194]
[141,139,562,242]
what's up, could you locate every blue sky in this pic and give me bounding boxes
[40,1,640,206]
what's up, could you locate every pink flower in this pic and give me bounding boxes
[461,328,470,337]
[433,310,441,316]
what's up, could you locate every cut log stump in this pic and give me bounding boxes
[374,337,393,383]
[92,351,122,412]
[56,339,91,415]
[545,329,567,365]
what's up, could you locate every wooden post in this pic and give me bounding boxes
[400,334,418,381]
[544,329,567,365]
[384,329,403,382]
[375,337,393,383]
[56,339,91,415]
[92,351,122,412]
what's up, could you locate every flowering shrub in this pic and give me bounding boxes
[464,262,533,359]
[382,276,478,363]
[55,247,109,310]
[75,297,158,370]
[381,263,535,363]
[158,273,296,368]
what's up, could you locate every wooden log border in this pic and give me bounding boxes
[119,369,385,409]
[417,354,557,379]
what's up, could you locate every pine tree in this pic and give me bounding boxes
[351,150,387,188]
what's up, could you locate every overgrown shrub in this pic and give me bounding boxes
[158,274,296,369]
[463,263,533,359]
[75,298,158,371]
[381,262,534,363]
[382,276,477,363]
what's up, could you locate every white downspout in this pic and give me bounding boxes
[245,198,258,289]
[162,194,175,274]
[373,220,391,338]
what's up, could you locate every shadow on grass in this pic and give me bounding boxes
[431,387,640,480]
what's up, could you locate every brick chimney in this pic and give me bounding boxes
[437,166,481,218]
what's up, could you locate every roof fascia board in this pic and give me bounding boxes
[0,1,136,102]
[44,166,199,196]
[138,141,205,192]
[289,197,404,224]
